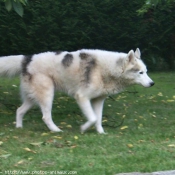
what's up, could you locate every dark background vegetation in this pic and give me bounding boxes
[0,0,174,71]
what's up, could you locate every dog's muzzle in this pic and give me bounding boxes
[150,82,155,87]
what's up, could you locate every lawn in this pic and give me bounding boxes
[0,72,175,175]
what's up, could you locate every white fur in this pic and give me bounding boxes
[0,55,23,76]
[0,48,154,133]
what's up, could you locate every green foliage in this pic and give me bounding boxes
[137,0,175,15]
[2,0,27,16]
[0,0,174,70]
[0,0,143,53]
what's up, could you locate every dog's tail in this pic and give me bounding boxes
[0,55,24,77]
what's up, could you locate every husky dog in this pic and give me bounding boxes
[0,48,154,133]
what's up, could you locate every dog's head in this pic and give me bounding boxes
[122,48,154,87]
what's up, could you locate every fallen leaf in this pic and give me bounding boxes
[120,126,128,130]
[168,144,175,147]
[60,122,67,125]
[66,125,72,128]
[0,141,3,146]
[71,145,77,149]
[0,149,8,154]
[167,100,174,102]
[3,92,9,94]
[122,115,126,118]
[17,160,25,165]
[102,120,108,123]
[28,157,33,160]
[30,142,44,146]
[23,148,36,154]
[127,144,134,148]
[138,124,143,129]
[74,136,78,140]
[41,133,49,136]
[158,92,163,96]
[152,114,156,118]
[52,136,62,139]
[13,136,18,139]
[138,140,145,143]
[0,154,11,158]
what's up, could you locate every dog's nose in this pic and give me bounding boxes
[150,82,155,86]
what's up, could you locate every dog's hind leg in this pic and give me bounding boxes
[34,77,62,132]
[16,99,33,128]
[40,100,62,132]
[91,97,106,134]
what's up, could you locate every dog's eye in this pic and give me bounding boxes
[139,71,143,74]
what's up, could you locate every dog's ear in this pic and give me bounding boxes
[135,48,141,59]
[127,50,135,64]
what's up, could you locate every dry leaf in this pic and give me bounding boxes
[138,140,145,143]
[17,160,25,165]
[120,126,128,130]
[41,133,49,136]
[52,136,62,139]
[60,122,67,125]
[127,144,134,148]
[167,100,174,102]
[102,120,108,123]
[139,124,143,127]
[0,154,11,158]
[168,144,175,147]
[0,141,3,146]
[152,114,156,118]
[66,125,72,128]
[71,145,77,149]
[28,157,33,160]
[30,142,43,146]
[74,136,78,140]
[3,92,9,94]
[158,92,163,96]
[23,148,36,154]
[13,136,19,139]
[122,115,126,118]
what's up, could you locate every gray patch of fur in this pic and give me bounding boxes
[22,55,33,76]
[55,51,62,55]
[80,52,96,83]
[62,53,73,67]
[79,52,90,60]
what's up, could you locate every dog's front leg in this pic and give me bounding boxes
[91,96,106,134]
[75,94,97,133]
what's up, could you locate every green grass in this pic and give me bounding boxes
[0,72,175,174]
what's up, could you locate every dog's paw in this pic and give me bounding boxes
[80,125,85,134]
[98,131,108,135]
[51,128,63,132]
[16,124,23,128]
[96,126,106,134]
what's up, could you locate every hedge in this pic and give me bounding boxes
[0,0,174,70]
